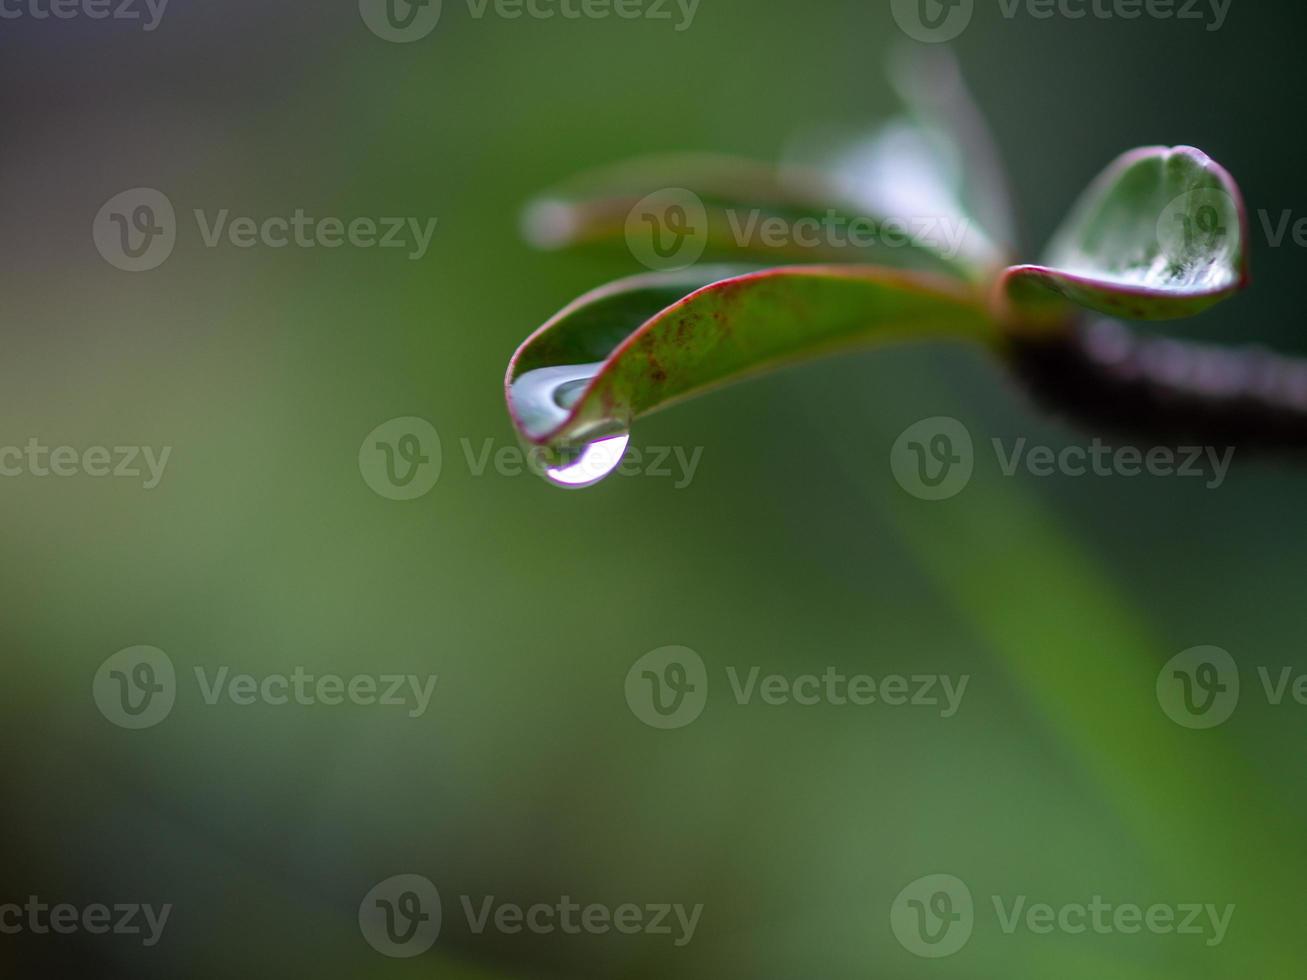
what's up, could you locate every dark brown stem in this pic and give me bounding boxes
[1004,320,1307,451]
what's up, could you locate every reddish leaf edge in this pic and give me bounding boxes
[998,146,1252,324]
[505,265,989,448]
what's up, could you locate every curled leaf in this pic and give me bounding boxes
[506,265,993,485]
[1002,146,1250,323]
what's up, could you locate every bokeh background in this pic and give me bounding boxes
[3,0,1306,976]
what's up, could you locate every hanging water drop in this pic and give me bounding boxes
[508,361,632,489]
[541,432,630,489]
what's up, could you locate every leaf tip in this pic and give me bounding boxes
[520,197,581,251]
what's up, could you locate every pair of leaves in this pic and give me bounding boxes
[507,51,1249,467]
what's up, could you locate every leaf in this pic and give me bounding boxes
[786,45,1015,274]
[1002,146,1250,323]
[520,153,975,279]
[519,51,1021,284]
[888,45,1017,252]
[505,265,994,478]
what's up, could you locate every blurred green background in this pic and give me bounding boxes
[3,0,1306,976]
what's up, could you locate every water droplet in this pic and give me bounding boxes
[542,432,630,490]
[509,362,631,489]
[509,363,605,441]
[552,377,591,412]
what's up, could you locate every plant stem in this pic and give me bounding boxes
[1006,319,1307,450]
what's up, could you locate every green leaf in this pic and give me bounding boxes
[787,46,1015,275]
[505,265,994,486]
[520,153,975,279]
[519,51,1020,284]
[889,45,1017,253]
[1002,146,1250,323]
